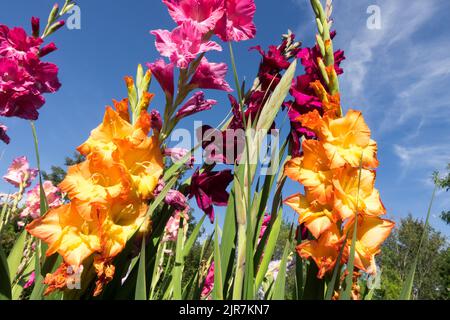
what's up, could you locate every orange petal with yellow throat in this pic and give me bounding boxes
[296,225,345,278]
[344,216,395,274]
[26,204,101,267]
[284,193,336,239]
[77,107,134,157]
[332,166,386,220]
[318,109,379,169]
[116,135,164,199]
[59,158,133,220]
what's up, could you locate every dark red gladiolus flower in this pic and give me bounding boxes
[189,169,233,223]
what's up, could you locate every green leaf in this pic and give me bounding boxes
[325,235,347,300]
[399,184,437,300]
[0,244,11,300]
[135,237,147,300]
[213,220,224,300]
[271,238,291,300]
[7,230,27,284]
[256,60,297,132]
[172,217,185,300]
[183,214,206,258]
[303,262,324,300]
[255,210,282,291]
[340,159,364,300]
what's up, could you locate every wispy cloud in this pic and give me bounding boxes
[394,144,450,171]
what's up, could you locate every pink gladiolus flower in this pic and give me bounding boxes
[163,0,225,34]
[176,91,217,120]
[189,169,233,223]
[24,272,35,289]
[164,148,195,168]
[163,210,189,242]
[201,262,214,298]
[151,21,222,69]
[215,0,256,42]
[20,181,63,220]
[0,123,10,144]
[147,59,175,98]
[189,57,232,92]
[3,156,38,188]
[165,189,189,211]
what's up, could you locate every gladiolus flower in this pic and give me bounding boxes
[297,225,345,279]
[284,140,334,205]
[343,216,395,274]
[176,91,217,120]
[332,166,385,220]
[0,123,10,144]
[189,57,232,92]
[147,59,175,99]
[303,109,378,170]
[284,193,336,239]
[77,107,164,199]
[151,21,222,69]
[189,169,233,222]
[163,210,189,242]
[3,156,38,188]
[26,101,164,296]
[259,214,271,241]
[21,181,63,220]
[201,262,215,298]
[24,272,35,289]
[0,25,61,124]
[150,109,163,132]
[163,0,225,34]
[0,25,42,60]
[215,0,257,42]
[164,148,194,168]
[165,189,189,211]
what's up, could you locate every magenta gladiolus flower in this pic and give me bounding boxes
[150,109,163,132]
[201,262,214,298]
[259,214,271,242]
[147,59,175,99]
[189,57,232,92]
[151,21,222,69]
[0,123,10,144]
[0,25,42,60]
[189,169,233,222]
[20,181,63,220]
[24,272,35,289]
[215,0,256,42]
[0,24,61,127]
[176,91,217,120]
[163,0,225,34]
[3,156,38,188]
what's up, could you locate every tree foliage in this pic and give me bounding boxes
[376,214,449,300]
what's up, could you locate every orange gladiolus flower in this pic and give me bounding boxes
[78,107,164,199]
[284,193,337,239]
[296,225,345,278]
[333,166,386,220]
[26,97,163,296]
[344,216,395,274]
[317,109,379,170]
[285,139,334,205]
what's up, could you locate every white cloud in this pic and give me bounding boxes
[394,144,450,171]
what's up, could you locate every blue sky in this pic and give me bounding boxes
[1,0,449,236]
